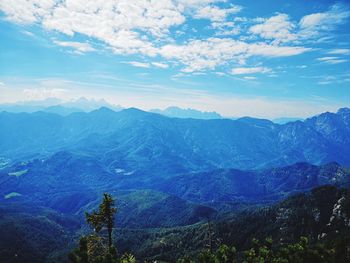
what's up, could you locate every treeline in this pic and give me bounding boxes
[177,237,343,263]
[69,193,136,263]
[70,187,350,263]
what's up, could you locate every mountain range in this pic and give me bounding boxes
[0,97,123,115]
[150,106,223,119]
[0,106,350,262]
[1,107,349,173]
[1,99,307,123]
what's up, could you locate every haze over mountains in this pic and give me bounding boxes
[1,106,349,171]
[1,105,350,262]
[150,106,223,119]
[1,105,350,207]
[0,97,309,122]
[0,97,123,115]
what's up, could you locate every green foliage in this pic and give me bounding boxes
[69,236,89,263]
[70,193,136,263]
[119,253,136,263]
[179,237,338,263]
[215,244,237,263]
[178,244,237,263]
[86,193,117,248]
[243,237,274,263]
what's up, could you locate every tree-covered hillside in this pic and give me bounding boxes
[0,186,349,262]
[1,107,350,173]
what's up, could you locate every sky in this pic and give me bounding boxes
[0,0,349,118]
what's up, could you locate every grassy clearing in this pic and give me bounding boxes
[4,192,22,199]
[8,169,28,177]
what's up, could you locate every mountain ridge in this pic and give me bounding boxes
[1,107,350,171]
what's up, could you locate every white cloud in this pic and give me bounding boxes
[328,48,350,55]
[0,0,56,23]
[0,0,185,57]
[2,76,346,118]
[296,65,307,69]
[243,76,257,80]
[248,4,350,44]
[0,0,314,72]
[176,0,225,6]
[53,40,95,53]
[151,62,169,69]
[36,1,185,37]
[160,38,309,72]
[317,56,348,64]
[249,13,297,44]
[324,59,347,64]
[300,5,349,29]
[212,21,240,36]
[22,31,34,37]
[23,88,68,100]
[231,67,271,75]
[247,43,309,57]
[299,4,350,38]
[215,28,240,36]
[317,56,338,61]
[215,72,225,76]
[126,61,150,68]
[194,5,242,22]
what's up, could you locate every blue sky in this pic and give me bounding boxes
[0,0,349,118]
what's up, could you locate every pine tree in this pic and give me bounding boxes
[68,236,89,263]
[86,193,117,250]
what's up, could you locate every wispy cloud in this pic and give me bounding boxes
[0,0,313,73]
[299,4,350,29]
[299,3,350,39]
[243,76,257,80]
[317,57,348,64]
[53,40,95,53]
[249,13,297,44]
[2,76,345,118]
[151,62,169,69]
[231,67,271,75]
[328,48,350,55]
[126,61,151,68]
[160,38,309,72]
[194,5,242,22]
[249,3,350,45]
[23,88,68,100]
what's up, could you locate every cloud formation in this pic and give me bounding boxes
[328,48,350,55]
[0,1,348,73]
[194,5,241,22]
[250,4,350,44]
[317,57,347,64]
[231,67,271,75]
[53,40,95,53]
[249,14,296,44]
[160,38,309,72]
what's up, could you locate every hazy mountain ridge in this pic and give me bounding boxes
[0,107,349,172]
[150,106,223,119]
[0,107,349,262]
[1,185,349,262]
[114,185,350,261]
[0,97,123,115]
[1,150,349,212]
[156,162,350,204]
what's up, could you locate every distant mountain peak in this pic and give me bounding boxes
[237,116,274,125]
[94,106,116,113]
[119,107,154,118]
[123,107,147,113]
[150,106,222,119]
[337,107,350,115]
